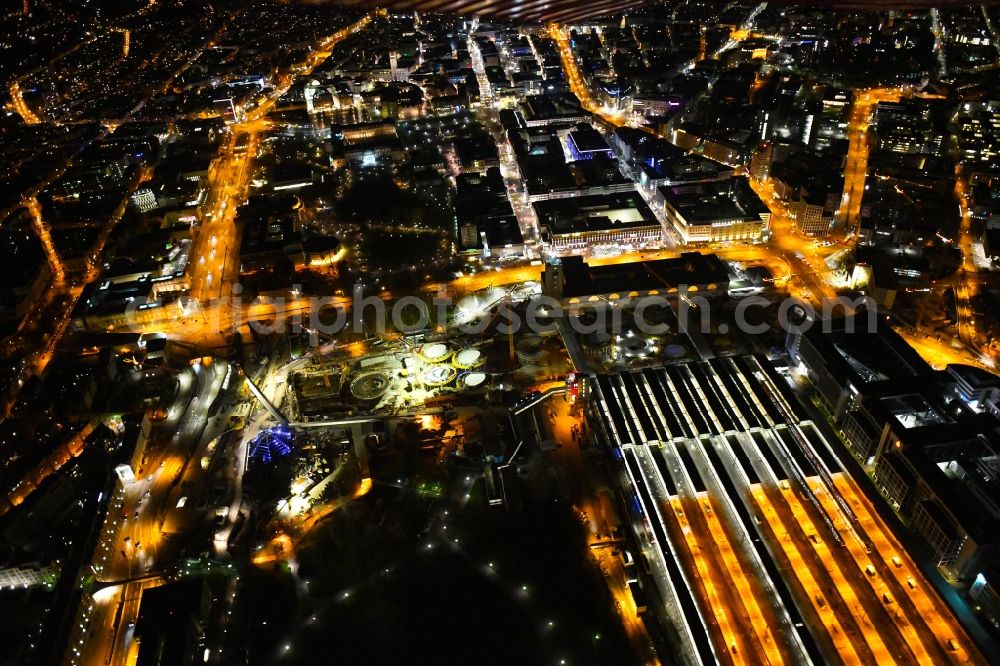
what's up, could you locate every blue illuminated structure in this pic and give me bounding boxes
[248,425,295,466]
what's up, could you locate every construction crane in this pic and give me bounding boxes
[482,284,520,363]
[301,326,335,388]
[505,289,515,363]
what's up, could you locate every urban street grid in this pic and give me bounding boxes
[1,2,1000,665]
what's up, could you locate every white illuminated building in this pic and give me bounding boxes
[0,564,56,590]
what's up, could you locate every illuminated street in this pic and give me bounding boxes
[7,81,42,125]
[4,3,1000,666]
[842,88,902,234]
[188,13,376,304]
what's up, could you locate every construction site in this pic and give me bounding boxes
[289,331,570,421]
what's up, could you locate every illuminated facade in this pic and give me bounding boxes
[0,565,56,590]
[659,177,769,243]
[791,318,1000,580]
[542,252,729,305]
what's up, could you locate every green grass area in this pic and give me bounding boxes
[414,479,445,499]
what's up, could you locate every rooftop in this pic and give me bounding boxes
[659,177,768,225]
[546,252,729,300]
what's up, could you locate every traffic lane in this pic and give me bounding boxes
[112,362,226,578]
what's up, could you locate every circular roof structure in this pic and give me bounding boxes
[619,333,656,358]
[664,343,688,359]
[420,342,450,362]
[463,372,486,388]
[454,348,484,369]
[422,365,457,387]
[350,370,392,401]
